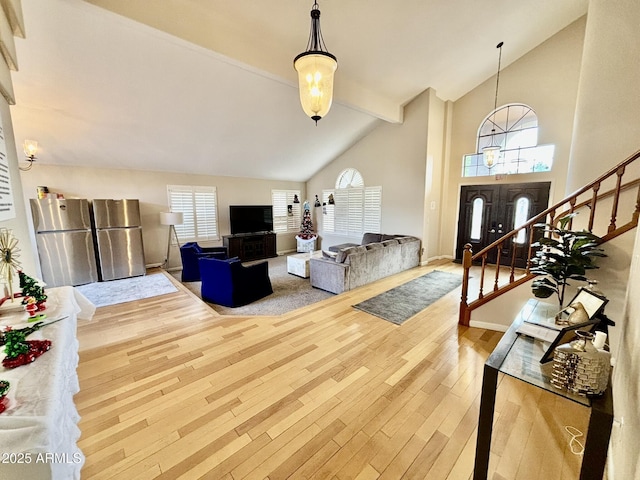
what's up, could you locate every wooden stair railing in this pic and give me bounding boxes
[459,148,640,326]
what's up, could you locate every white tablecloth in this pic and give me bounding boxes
[0,286,95,480]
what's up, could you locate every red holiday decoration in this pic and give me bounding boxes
[2,339,51,369]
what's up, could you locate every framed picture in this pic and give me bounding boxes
[538,288,607,363]
[539,318,600,363]
[564,288,608,319]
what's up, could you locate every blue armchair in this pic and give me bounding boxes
[179,242,228,282]
[199,257,273,307]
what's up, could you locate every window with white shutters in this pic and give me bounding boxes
[271,190,301,233]
[322,190,335,233]
[364,186,382,233]
[322,170,381,236]
[167,185,219,242]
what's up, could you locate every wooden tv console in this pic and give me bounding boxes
[222,232,277,262]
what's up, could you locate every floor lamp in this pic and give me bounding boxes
[159,212,183,269]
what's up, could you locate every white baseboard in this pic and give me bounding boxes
[420,254,454,266]
[469,320,509,332]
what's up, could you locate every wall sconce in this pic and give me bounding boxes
[159,211,184,268]
[20,140,38,171]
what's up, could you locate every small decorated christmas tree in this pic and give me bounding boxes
[19,271,47,308]
[298,209,315,240]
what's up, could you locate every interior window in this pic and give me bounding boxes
[463,103,554,177]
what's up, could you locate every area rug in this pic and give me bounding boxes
[353,270,463,325]
[178,255,334,316]
[75,273,178,307]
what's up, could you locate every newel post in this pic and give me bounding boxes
[459,243,473,326]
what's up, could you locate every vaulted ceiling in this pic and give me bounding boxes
[10,0,588,181]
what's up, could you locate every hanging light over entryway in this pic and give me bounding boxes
[294,1,337,125]
[483,41,504,169]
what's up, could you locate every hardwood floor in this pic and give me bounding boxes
[75,261,590,479]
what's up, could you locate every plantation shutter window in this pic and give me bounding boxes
[272,190,301,233]
[167,185,219,242]
[363,186,382,233]
[324,169,382,236]
[322,190,335,233]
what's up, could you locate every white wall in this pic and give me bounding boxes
[564,1,640,477]
[0,99,38,289]
[567,0,640,194]
[19,164,305,270]
[306,89,433,260]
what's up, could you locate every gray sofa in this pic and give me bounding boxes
[310,234,421,294]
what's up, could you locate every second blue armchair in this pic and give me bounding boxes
[199,257,273,307]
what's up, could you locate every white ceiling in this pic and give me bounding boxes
[10,0,588,182]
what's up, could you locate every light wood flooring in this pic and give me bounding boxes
[75,260,590,479]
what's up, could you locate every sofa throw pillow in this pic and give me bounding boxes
[335,247,354,263]
[395,236,415,244]
[343,245,367,265]
[361,233,382,245]
[381,234,400,241]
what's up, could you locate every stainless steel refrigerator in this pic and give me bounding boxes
[93,199,146,281]
[30,198,99,287]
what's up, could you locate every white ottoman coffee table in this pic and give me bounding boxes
[287,250,323,278]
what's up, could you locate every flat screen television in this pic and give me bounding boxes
[229,205,273,235]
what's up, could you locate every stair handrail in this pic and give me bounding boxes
[459,148,640,326]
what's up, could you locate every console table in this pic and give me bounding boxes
[473,299,613,480]
[223,232,277,261]
[0,286,95,480]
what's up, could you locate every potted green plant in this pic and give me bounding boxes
[530,214,607,309]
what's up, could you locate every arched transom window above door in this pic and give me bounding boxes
[463,103,555,177]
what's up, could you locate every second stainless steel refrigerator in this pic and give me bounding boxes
[93,199,146,281]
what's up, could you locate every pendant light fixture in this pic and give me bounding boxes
[294,1,337,124]
[483,41,504,169]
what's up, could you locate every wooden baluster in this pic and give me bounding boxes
[548,209,556,237]
[588,183,600,231]
[459,243,473,326]
[609,166,625,233]
[526,225,536,274]
[493,243,502,292]
[510,234,517,283]
[567,197,577,229]
[634,182,640,225]
[479,254,487,299]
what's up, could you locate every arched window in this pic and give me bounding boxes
[323,168,382,235]
[470,197,484,241]
[513,196,531,244]
[335,168,364,189]
[463,103,555,177]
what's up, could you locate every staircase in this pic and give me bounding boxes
[459,149,640,326]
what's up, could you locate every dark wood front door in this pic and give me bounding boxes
[455,182,550,267]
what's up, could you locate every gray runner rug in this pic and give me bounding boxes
[353,270,463,325]
[76,273,178,307]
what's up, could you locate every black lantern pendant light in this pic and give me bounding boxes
[294,1,337,124]
[483,41,504,169]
